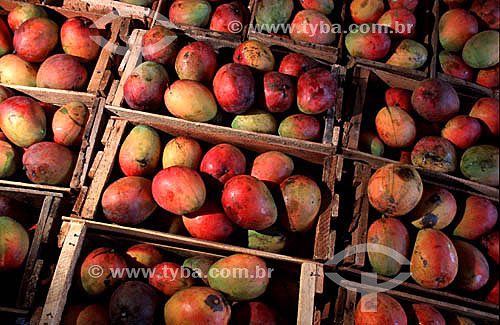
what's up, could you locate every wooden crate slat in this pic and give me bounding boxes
[297,263,320,325]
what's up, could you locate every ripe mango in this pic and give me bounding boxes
[119,125,161,177]
[462,31,499,69]
[231,108,277,134]
[386,39,428,69]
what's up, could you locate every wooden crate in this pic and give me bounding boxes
[334,158,499,320]
[0,0,131,98]
[107,28,343,164]
[342,66,499,201]
[0,186,63,323]
[70,115,341,265]
[347,0,438,80]
[40,220,323,325]
[246,0,347,64]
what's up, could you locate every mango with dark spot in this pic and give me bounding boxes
[233,40,275,72]
[439,9,478,52]
[410,229,458,289]
[375,106,416,148]
[0,216,29,271]
[278,53,318,78]
[61,17,101,62]
[251,151,294,185]
[0,96,46,148]
[119,125,161,177]
[469,97,499,136]
[385,87,412,112]
[476,65,499,89]
[255,0,294,31]
[164,286,230,324]
[7,3,47,31]
[169,0,212,27]
[210,2,245,33]
[481,231,498,264]
[149,262,194,295]
[62,304,109,325]
[102,176,157,225]
[23,142,75,185]
[291,10,335,45]
[52,102,89,147]
[183,256,217,285]
[200,143,246,184]
[453,196,497,240]
[411,78,460,122]
[232,301,278,324]
[152,166,206,215]
[263,71,295,113]
[439,51,473,81]
[125,243,163,269]
[123,61,169,111]
[367,217,409,276]
[460,145,499,186]
[14,17,58,63]
[345,24,391,60]
[454,239,489,291]
[222,175,277,230]
[208,254,269,301]
[231,108,278,134]
[142,26,180,66]
[0,140,16,178]
[79,247,127,296]
[377,8,416,38]
[37,54,88,90]
[411,136,457,173]
[162,136,202,169]
[368,163,423,217]
[462,31,499,69]
[0,54,37,86]
[175,41,217,84]
[109,281,158,325]
[183,201,236,242]
[411,186,457,229]
[298,68,337,115]
[411,304,445,325]
[248,225,288,253]
[350,0,384,24]
[213,63,255,114]
[278,114,321,141]
[354,293,407,325]
[359,132,385,156]
[386,40,428,69]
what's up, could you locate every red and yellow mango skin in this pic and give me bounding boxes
[124,61,169,111]
[439,9,478,52]
[52,102,89,147]
[7,3,47,31]
[439,51,473,81]
[231,109,278,134]
[232,302,277,324]
[411,186,457,230]
[300,0,334,15]
[0,18,12,57]
[210,2,245,33]
[79,247,127,296]
[476,65,499,89]
[350,0,385,24]
[222,175,277,230]
[109,281,158,325]
[183,201,236,242]
[367,217,409,276]
[410,229,458,289]
[345,26,391,60]
[375,106,416,149]
[448,315,476,325]
[280,175,321,232]
[63,304,109,325]
[278,114,321,141]
[23,142,75,185]
[386,39,428,69]
[389,0,418,11]
[183,256,216,285]
[148,262,194,296]
[0,216,29,271]
[169,0,212,27]
[377,8,417,38]
[411,136,458,173]
[200,143,246,185]
[251,151,294,185]
[290,10,335,45]
[165,80,218,122]
[385,88,412,113]
[162,136,202,169]
[486,281,499,305]
[263,71,295,113]
[367,163,423,217]
[411,304,446,325]
[453,239,490,291]
[164,287,231,324]
[359,132,385,156]
[213,63,255,114]
[460,145,499,186]
[298,68,337,115]
[233,40,275,72]
[481,231,499,264]
[0,54,37,86]
[411,78,460,122]
[469,97,499,136]
[102,176,157,225]
[208,254,269,301]
[278,53,318,78]
[175,41,217,84]
[142,26,179,66]
[61,17,101,62]
[152,166,206,215]
[441,115,481,150]
[119,125,161,177]
[0,96,46,148]
[37,54,88,90]
[470,0,500,29]
[453,196,498,240]
[125,244,163,269]
[354,293,407,325]
[13,17,58,62]
[0,140,16,178]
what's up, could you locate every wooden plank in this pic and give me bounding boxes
[0,84,97,107]
[63,0,155,22]
[297,263,318,325]
[344,68,370,150]
[429,0,439,79]
[0,186,63,198]
[438,72,498,99]
[41,222,88,325]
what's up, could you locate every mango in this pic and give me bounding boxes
[109,281,157,324]
[13,17,58,63]
[148,262,194,296]
[386,39,428,69]
[411,304,445,325]
[61,17,101,62]
[23,142,75,185]
[350,0,384,24]
[0,216,29,271]
[165,80,217,122]
[183,201,236,242]
[255,0,294,31]
[175,41,217,84]
[442,115,481,149]
[124,61,169,111]
[169,0,212,27]
[208,254,269,301]
[411,78,459,122]
[411,136,457,173]
[448,315,476,325]
[355,293,407,325]
[248,226,287,253]
[0,140,16,178]
[389,0,418,10]
[233,40,275,72]
[470,0,500,29]
[460,145,499,186]
[80,247,127,296]
[119,125,161,177]
[142,26,179,66]
[232,302,278,324]
[7,3,47,31]
[63,304,109,325]
[469,97,499,136]
[213,63,255,114]
[279,53,319,78]
[439,51,473,81]
[231,108,277,134]
[200,143,246,185]
[298,67,338,115]
[345,25,391,60]
[453,196,497,240]
[162,136,202,169]
[462,31,499,69]
[279,114,321,141]
[411,186,457,229]
[290,10,335,45]
[52,102,89,147]
[0,86,13,103]
[439,9,478,52]
[300,0,334,15]
[385,88,412,112]
[453,240,489,291]
[125,243,163,269]
[476,65,499,89]
[183,256,216,284]
[251,151,294,185]
[376,106,416,148]
[0,54,37,86]
[36,54,88,90]
[0,18,12,57]
[377,8,416,38]
[359,132,385,156]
